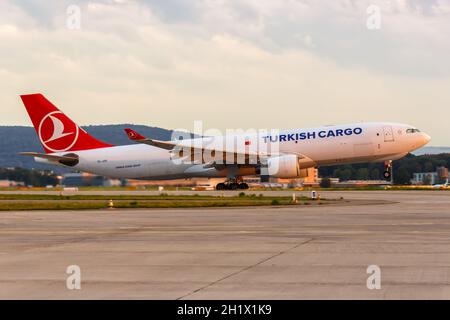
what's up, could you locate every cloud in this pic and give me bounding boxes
[6,0,450,76]
[0,0,449,145]
[134,0,450,77]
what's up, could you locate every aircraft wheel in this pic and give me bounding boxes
[216,183,226,190]
[383,171,391,180]
[239,183,249,190]
[229,183,239,190]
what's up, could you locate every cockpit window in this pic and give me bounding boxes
[406,128,421,133]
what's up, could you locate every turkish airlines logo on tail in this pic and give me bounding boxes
[127,131,137,139]
[38,111,79,152]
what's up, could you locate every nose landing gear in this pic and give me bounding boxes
[383,160,393,181]
[215,178,249,190]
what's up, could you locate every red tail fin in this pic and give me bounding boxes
[124,128,146,141]
[20,93,113,154]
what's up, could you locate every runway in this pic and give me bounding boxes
[0,190,449,299]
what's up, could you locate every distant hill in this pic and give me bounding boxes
[0,125,172,171]
[412,146,450,156]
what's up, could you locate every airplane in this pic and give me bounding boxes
[19,93,431,190]
[433,179,449,189]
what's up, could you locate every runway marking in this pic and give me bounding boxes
[176,238,314,300]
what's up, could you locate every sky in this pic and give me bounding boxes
[1,0,449,145]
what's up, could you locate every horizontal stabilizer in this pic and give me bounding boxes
[19,152,79,167]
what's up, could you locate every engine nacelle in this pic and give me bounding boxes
[266,154,306,178]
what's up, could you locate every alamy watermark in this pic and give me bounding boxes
[66,4,81,30]
[366,4,381,30]
[168,121,281,175]
[66,265,81,290]
[366,265,381,290]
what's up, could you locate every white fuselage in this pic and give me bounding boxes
[36,122,431,180]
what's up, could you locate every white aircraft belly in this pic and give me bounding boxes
[72,145,187,179]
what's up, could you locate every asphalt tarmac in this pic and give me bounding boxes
[0,190,449,299]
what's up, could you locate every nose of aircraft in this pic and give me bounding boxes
[421,132,431,146]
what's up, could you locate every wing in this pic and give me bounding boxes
[123,128,316,168]
[124,128,265,165]
[19,152,79,167]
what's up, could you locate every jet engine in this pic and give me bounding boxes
[266,154,310,178]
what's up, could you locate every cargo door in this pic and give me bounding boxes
[383,126,395,142]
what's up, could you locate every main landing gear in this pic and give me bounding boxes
[383,160,393,180]
[216,178,249,190]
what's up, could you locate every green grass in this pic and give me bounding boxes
[0,194,334,211]
[0,194,317,201]
[0,201,107,211]
[0,199,286,211]
[1,186,446,194]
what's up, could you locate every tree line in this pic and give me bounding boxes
[0,167,59,187]
[319,153,450,185]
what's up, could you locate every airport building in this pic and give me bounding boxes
[0,180,25,188]
[412,166,449,185]
[268,168,319,187]
[437,166,449,180]
[61,173,122,187]
[413,172,438,185]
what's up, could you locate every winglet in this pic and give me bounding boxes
[123,129,176,150]
[124,128,146,141]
